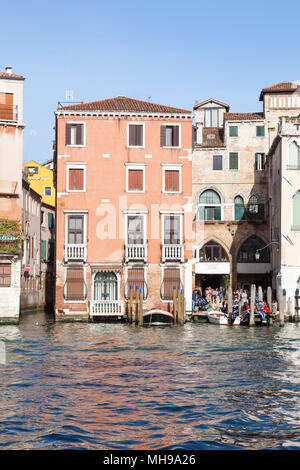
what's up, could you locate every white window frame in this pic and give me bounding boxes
[125,163,146,193]
[66,121,86,148]
[255,153,266,171]
[44,186,52,197]
[161,212,183,245]
[126,122,145,149]
[125,212,147,245]
[162,164,182,193]
[162,123,181,149]
[228,151,240,171]
[64,210,88,246]
[66,162,87,193]
[91,270,121,302]
[160,266,182,303]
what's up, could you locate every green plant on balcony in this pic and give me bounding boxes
[0,219,22,253]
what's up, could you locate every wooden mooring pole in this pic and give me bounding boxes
[278,286,285,327]
[135,285,139,324]
[250,284,255,326]
[129,285,133,323]
[178,288,185,325]
[138,288,143,326]
[267,286,273,325]
[227,286,232,315]
[173,286,177,325]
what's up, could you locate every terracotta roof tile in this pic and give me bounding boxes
[224,112,264,121]
[259,81,300,100]
[194,98,230,110]
[59,96,191,114]
[0,72,24,80]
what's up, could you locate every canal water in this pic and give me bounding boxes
[0,310,299,450]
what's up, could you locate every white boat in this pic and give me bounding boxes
[208,311,240,326]
[143,309,174,326]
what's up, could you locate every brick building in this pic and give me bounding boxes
[54,96,193,321]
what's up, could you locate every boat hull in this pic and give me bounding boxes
[143,309,174,326]
[208,311,240,326]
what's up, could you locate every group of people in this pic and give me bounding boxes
[192,285,273,324]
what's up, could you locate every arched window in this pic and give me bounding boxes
[288,141,300,170]
[94,271,117,301]
[234,195,245,221]
[292,190,300,230]
[237,236,270,263]
[198,190,221,221]
[199,241,229,262]
[248,194,259,214]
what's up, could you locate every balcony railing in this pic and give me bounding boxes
[162,244,184,262]
[89,300,124,316]
[0,105,18,122]
[64,243,87,262]
[125,244,147,262]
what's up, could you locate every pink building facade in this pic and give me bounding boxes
[54,97,192,321]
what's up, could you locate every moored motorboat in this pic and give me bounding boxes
[143,308,174,326]
[208,311,240,326]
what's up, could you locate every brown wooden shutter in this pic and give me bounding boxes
[76,124,83,145]
[69,169,83,190]
[0,263,11,287]
[128,268,144,292]
[173,126,179,146]
[66,124,71,145]
[160,125,166,146]
[128,169,143,191]
[165,170,179,192]
[163,269,180,300]
[129,125,135,146]
[66,268,84,300]
[136,125,143,146]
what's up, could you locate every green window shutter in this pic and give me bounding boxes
[256,126,265,137]
[214,206,221,220]
[229,152,239,170]
[229,126,238,137]
[48,212,54,228]
[235,204,245,221]
[41,240,47,261]
[198,206,205,220]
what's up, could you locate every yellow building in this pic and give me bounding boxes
[23,160,55,207]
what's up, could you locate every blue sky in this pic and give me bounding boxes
[2,0,300,163]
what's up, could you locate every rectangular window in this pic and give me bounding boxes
[204,109,219,128]
[68,168,84,191]
[0,92,13,120]
[127,169,144,191]
[160,125,180,147]
[0,263,11,287]
[162,268,180,301]
[198,206,221,221]
[229,126,238,137]
[128,124,144,147]
[164,170,180,192]
[41,240,47,261]
[229,152,239,170]
[66,123,84,146]
[164,215,181,244]
[213,155,223,170]
[256,126,265,137]
[127,268,145,296]
[44,186,52,196]
[68,216,83,244]
[255,153,266,171]
[127,216,144,244]
[48,212,54,229]
[65,268,85,301]
[48,241,55,260]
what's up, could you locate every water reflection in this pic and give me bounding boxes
[0,312,299,449]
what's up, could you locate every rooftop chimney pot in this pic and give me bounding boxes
[5,66,12,74]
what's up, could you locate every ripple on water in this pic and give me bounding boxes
[0,318,300,449]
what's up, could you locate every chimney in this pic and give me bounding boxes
[5,66,12,74]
